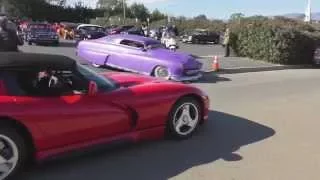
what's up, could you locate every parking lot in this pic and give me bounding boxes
[19,40,224,69]
[14,41,320,180]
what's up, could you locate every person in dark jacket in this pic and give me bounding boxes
[223,28,230,57]
[0,15,24,52]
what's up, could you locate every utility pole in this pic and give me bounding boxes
[304,0,311,23]
[123,0,126,24]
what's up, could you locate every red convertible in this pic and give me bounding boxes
[0,53,209,179]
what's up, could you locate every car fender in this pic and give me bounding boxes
[125,81,207,129]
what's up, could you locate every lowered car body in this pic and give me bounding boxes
[76,34,203,81]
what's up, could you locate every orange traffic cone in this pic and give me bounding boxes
[212,56,220,71]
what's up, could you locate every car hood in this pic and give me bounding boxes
[101,72,165,87]
[147,48,202,68]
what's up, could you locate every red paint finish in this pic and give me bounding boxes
[0,72,209,160]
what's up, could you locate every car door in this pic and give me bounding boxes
[108,40,149,73]
[5,69,132,151]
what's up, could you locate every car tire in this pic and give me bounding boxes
[0,127,29,180]
[28,41,32,45]
[166,97,202,140]
[153,66,170,79]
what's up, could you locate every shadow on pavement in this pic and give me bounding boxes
[58,41,76,48]
[197,72,231,83]
[31,41,75,48]
[18,111,275,180]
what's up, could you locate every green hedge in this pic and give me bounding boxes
[229,17,319,65]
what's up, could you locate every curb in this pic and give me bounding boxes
[203,64,316,74]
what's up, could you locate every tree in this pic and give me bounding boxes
[150,9,165,21]
[45,0,66,6]
[96,0,120,9]
[96,0,124,18]
[194,14,207,21]
[230,13,245,21]
[130,3,149,21]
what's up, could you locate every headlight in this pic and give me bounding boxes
[87,35,92,39]
[188,36,192,41]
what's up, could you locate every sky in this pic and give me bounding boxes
[67,0,320,20]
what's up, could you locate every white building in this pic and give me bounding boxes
[304,0,311,22]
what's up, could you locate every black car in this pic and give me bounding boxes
[182,29,220,44]
[25,23,59,46]
[108,25,135,35]
[120,26,144,36]
[74,24,107,46]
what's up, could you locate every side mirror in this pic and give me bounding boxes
[88,81,98,96]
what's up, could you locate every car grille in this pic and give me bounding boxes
[39,35,51,39]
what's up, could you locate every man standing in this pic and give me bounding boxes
[142,23,148,37]
[0,14,23,52]
[223,28,230,57]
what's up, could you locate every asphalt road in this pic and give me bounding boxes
[14,69,320,180]
[15,42,320,180]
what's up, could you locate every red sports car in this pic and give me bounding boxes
[0,52,209,179]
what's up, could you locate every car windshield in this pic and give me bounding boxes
[76,64,117,92]
[147,43,165,49]
[81,26,104,32]
[193,30,208,35]
[31,28,54,32]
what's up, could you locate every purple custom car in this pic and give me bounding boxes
[76,34,203,81]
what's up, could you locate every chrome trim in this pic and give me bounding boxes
[104,62,151,76]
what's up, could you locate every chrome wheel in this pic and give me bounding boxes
[173,103,199,136]
[92,63,101,68]
[154,66,169,79]
[0,135,19,180]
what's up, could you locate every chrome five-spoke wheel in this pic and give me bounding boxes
[173,103,199,136]
[0,135,19,180]
[167,97,202,139]
[0,127,28,180]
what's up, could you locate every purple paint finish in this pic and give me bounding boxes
[76,34,203,81]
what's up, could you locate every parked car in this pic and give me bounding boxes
[121,26,144,36]
[0,52,209,180]
[108,25,135,35]
[76,34,203,82]
[25,23,59,46]
[74,24,107,46]
[182,29,220,44]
